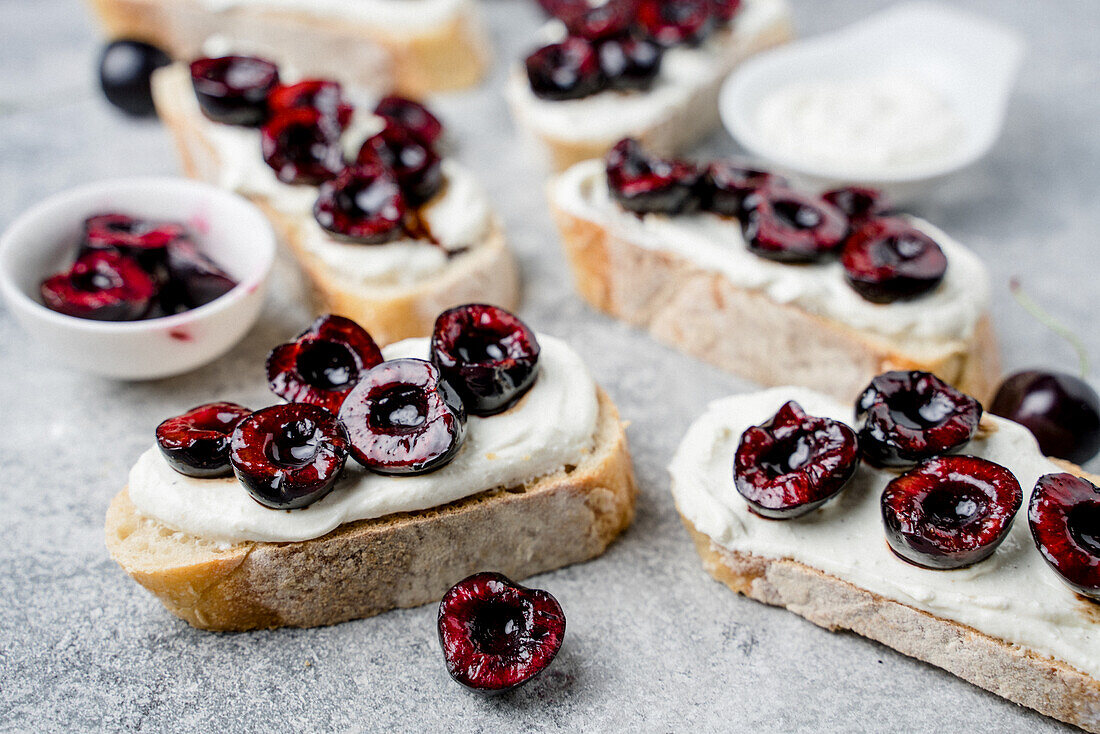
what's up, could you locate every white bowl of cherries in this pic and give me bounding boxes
[0,177,275,380]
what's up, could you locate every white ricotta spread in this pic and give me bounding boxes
[753,75,966,178]
[128,335,600,544]
[507,0,791,143]
[551,159,989,343]
[670,386,1100,680]
[197,0,470,33]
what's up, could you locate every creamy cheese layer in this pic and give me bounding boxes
[129,335,600,544]
[670,387,1100,680]
[197,0,470,33]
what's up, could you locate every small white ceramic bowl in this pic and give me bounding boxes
[720,2,1025,203]
[0,177,275,380]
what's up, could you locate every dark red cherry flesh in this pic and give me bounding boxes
[734,400,860,519]
[314,164,407,243]
[431,304,541,416]
[438,572,566,694]
[261,107,345,185]
[1029,473,1100,599]
[605,138,700,215]
[357,122,444,205]
[156,402,251,478]
[374,95,444,147]
[189,55,279,126]
[822,186,891,223]
[339,358,467,475]
[267,79,354,128]
[856,371,982,468]
[560,0,635,41]
[525,37,604,102]
[710,0,742,23]
[98,39,171,117]
[882,456,1021,570]
[842,217,947,304]
[81,212,184,273]
[41,251,157,321]
[267,314,384,414]
[700,160,786,217]
[740,187,849,262]
[637,0,715,47]
[598,37,663,92]
[229,404,349,510]
[990,371,1100,464]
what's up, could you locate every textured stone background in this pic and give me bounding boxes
[2,0,1098,731]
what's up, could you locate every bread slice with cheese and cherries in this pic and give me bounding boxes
[153,63,519,346]
[87,0,489,96]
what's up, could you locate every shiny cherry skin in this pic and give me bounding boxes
[261,106,345,185]
[525,37,604,101]
[560,0,636,41]
[841,217,947,304]
[189,55,280,126]
[598,36,663,92]
[40,250,157,321]
[156,402,252,478]
[374,96,444,147]
[157,240,238,314]
[313,164,408,243]
[991,371,1100,464]
[98,39,171,117]
[637,0,715,47]
[699,160,786,217]
[1029,472,1100,599]
[710,0,743,23]
[267,79,354,128]
[822,186,891,224]
[605,138,700,215]
[739,187,849,262]
[357,122,444,205]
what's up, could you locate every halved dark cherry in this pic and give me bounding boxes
[699,160,786,217]
[357,122,444,205]
[822,186,891,224]
[374,95,444,148]
[267,79,354,128]
[431,304,541,416]
[1029,473,1100,599]
[856,371,982,468]
[189,55,279,126]
[740,187,849,262]
[842,217,947,304]
[266,314,384,414]
[81,213,184,273]
[157,240,238,314]
[313,164,408,243]
[598,36,663,92]
[260,107,345,185]
[438,572,566,694]
[41,250,157,321]
[734,400,860,519]
[229,403,349,510]
[525,37,604,101]
[637,0,715,47]
[560,0,636,41]
[710,0,743,23]
[156,402,251,478]
[882,456,1021,570]
[536,0,590,19]
[338,358,467,475]
[606,137,700,215]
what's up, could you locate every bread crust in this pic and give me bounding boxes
[106,390,636,631]
[86,0,488,95]
[550,201,1001,403]
[153,66,520,346]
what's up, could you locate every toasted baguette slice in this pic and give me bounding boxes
[106,390,635,631]
[549,164,1000,403]
[152,66,520,345]
[86,0,488,95]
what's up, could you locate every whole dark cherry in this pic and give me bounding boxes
[374,96,444,147]
[431,304,541,416]
[189,56,280,126]
[525,37,604,102]
[98,39,171,117]
[699,160,786,217]
[229,403,350,509]
[266,314,384,414]
[991,371,1100,464]
[605,138,700,215]
[881,455,1022,570]
[740,187,849,262]
[598,37,663,92]
[156,402,251,478]
[338,358,467,475]
[734,401,860,519]
[438,572,566,694]
[357,122,444,205]
[841,217,948,304]
[41,251,157,321]
[856,371,982,468]
[261,107,345,185]
[267,79,354,128]
[157,240,238,314]
[637,0,716,47]
[313,164,408,244]
[561,0,636,41]
[1029,473,1100,599]
[822,186,891,224]
[711,0,743,23]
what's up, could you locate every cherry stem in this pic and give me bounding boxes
[1010,278,1089,378]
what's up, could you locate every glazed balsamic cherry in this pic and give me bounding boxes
[822,186,891,224]
[841,217,947,304]
[339,359,467,475]
[431,304,541,416]
[1029,473,1100,599]
[98,39,171,117]
[525,37,604,102]
[637,0,716,47]
[598,37,663,92]
[357,123,444,205]
[156,402,251,478]
[261,107,345,185]
[190,56,279,126]
[856,371,982,468]
[229,404,350,510]
[438,572,566,694]
[41,250,157,321]
[267,79,354,128]
[374,96,444,147]
[734,401,860,519]
[561,0,636,41]
[605,138,700,215]
[881,456,1022,570]
[740,187,849,262]
[81,212,184,272]
[266,314,384,414]
[700,160,786,217]
[990,371,1100,465]
[158,241,238,314]
[313,164,408,243]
